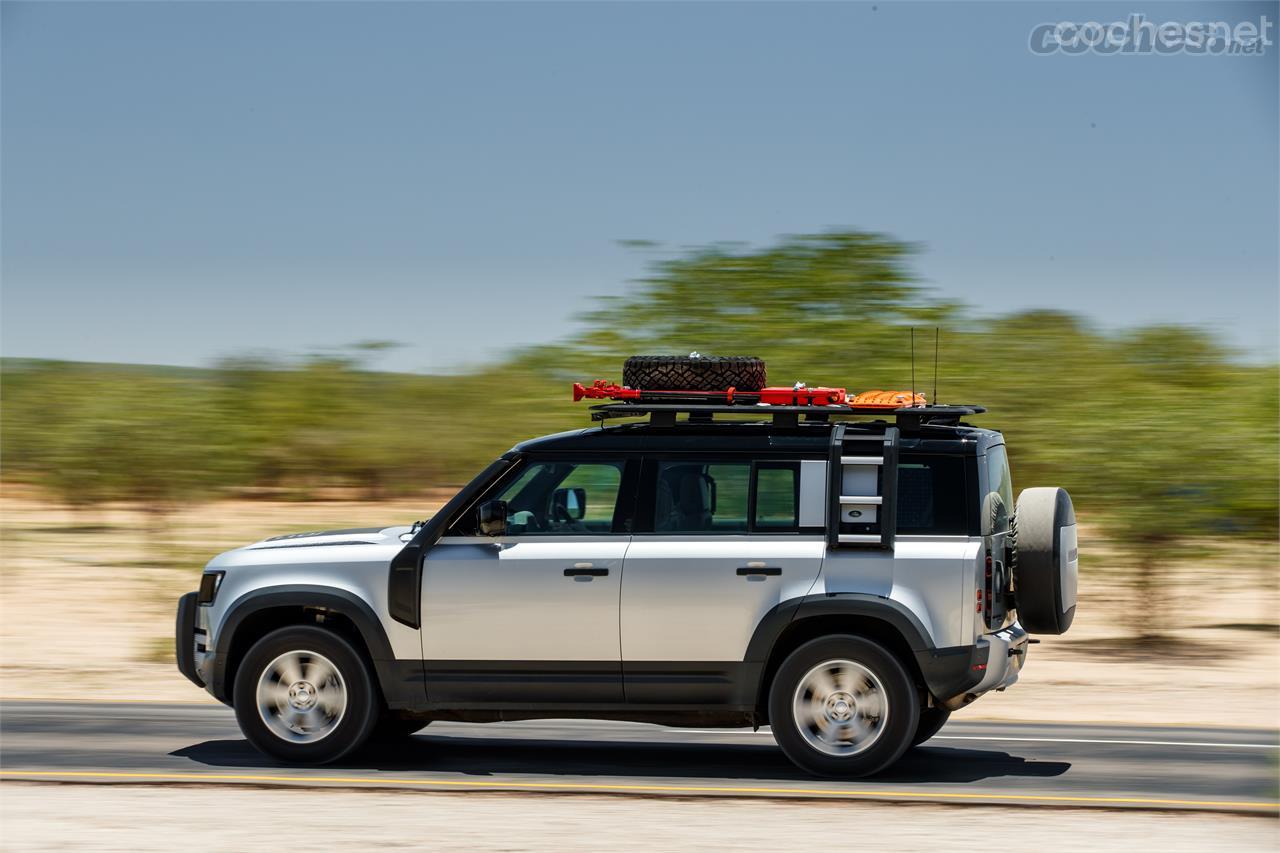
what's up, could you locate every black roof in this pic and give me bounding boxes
[514,419,1000,456]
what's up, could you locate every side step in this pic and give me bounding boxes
[827,423,899,550]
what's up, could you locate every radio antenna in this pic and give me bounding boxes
[910,327,916,405]
[932,327,940,404]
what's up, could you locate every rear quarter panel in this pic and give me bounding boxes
[811,536,980,648]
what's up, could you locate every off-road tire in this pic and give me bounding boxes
[768,635,919,778]
[623,355,766,392]
[911,706,951,747]
[233,625,379,765]
[1009,487,1078,635]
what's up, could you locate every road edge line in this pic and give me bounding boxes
[2,771,1276,815]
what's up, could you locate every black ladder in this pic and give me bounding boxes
[826,423,900,550]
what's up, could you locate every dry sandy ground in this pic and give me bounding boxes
[1,784,1277,852]
[1,489,1277,728]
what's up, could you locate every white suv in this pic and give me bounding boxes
[176,356,1078,777]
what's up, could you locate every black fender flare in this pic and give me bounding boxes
[744,593,988,705]
[210,586,419,707]
[744,593,935,662]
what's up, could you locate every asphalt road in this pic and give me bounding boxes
[1,701,1276,813]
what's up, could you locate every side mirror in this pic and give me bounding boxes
[477,500,508,537]
[552,487,586,520]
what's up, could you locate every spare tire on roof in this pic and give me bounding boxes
[1010,487,1079,635]
[623,355,767,392]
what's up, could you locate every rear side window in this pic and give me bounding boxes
[897,454,970,535]
[650,460,801,534]
[985,444,1015,528]
[655,461,749,533]
[754,464,799,530]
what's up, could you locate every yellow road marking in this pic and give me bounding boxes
[2,770,1276,811]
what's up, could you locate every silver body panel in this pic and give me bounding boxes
[202,526,422,663]
[201,531,985,668]
[620,536,825,661]
[420,536,627,661]
[812,536,984,649]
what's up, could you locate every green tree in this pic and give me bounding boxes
[2,229,1275,641]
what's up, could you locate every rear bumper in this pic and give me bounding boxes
[915,621,1028,710]
[914,644,989,703]
[970,620,1029,695]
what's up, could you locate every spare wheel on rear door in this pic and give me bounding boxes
[1009,487,1078,635]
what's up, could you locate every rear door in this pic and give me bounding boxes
[420,456,637,703]
[619,456,826,704]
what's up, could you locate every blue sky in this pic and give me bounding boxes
[3,1,1276,372]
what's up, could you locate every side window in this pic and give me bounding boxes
[655,461,749,533]
[897,454,970,535]
[652,460,800,534]
[983,445,1014,534]
[754,464,799,530]
[556,464,624,528]
[479,460,624,536]
[986,445,1014,509]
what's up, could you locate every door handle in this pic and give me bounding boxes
[565,566,609,577]
[737,566,782,576]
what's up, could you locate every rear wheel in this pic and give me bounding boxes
[911,706,951,747]
[233,625,378,764]
[768,635,918,778]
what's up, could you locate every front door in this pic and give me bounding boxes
[420,457,634,703]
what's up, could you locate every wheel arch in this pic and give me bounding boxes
[211,586,396,707]
[747,594,937,723]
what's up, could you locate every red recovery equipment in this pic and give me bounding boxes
[572,380,926,410]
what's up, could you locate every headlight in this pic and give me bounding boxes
[197,571,224,605]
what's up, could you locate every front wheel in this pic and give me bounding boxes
[233,625,379,764]
[768,635,919,778]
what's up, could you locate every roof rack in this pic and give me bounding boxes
[573,377,984,430]
[587,402,985,429]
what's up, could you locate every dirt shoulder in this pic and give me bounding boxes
[1,490,1277,728]
[2,784,1276,852]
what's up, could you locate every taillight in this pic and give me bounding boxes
[983,554,994,627]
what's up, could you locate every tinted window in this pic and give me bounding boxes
[897,454,970,535]
[983,445,1014,534]
[655,461,749,533]
[987,445,1014,507]
[755,464,799,530]
[488,460,624,535]
[651,460,801,534]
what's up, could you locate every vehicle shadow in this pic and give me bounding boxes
[171,734,1070,785]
